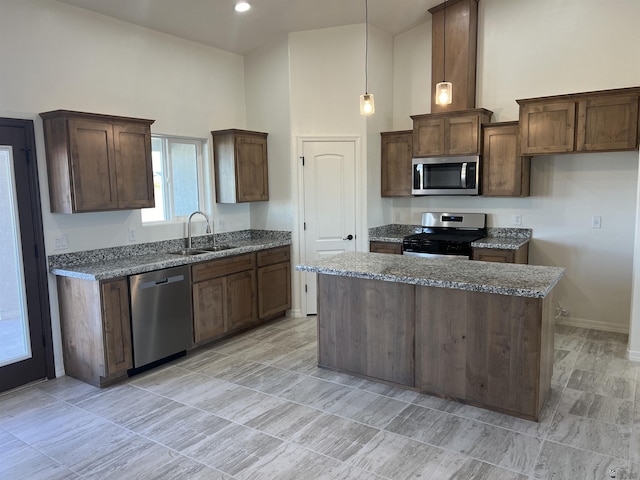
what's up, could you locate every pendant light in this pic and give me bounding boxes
[435,1,452,106]
[359,0,375,115]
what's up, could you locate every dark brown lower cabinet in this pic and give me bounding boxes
[57,276,133,387]
[192,253,257,345]
[257,246,291,320]
[472,244,529,264]
[369,241,403,255]
[192,246,291,345]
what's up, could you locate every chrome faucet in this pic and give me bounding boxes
[187,210,212,249]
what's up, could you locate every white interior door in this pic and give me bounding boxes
[302,140,357,315]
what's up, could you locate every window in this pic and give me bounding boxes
[142,135,209,223]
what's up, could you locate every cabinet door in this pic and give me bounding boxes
[68,118,118,211]
[227,269,257,331]
[258,262,291,319]
[482,123,530,197]
[381,132,413,197]
[193,277,227,343]
[369,241,402,255]
[447,115,480,154]
[519,101,576,155]
[113,123,155,209]
[472,246,529,264]
[576,94,639,152]
[236,135,269,202]
[101,279,133,376]
[413,117,446,156]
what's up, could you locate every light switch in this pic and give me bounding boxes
[592,216,602,229]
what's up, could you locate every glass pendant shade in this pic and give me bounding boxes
[360,93,375,115]
[435,82,453,105]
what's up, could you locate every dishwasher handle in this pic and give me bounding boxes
[139,274,186,290]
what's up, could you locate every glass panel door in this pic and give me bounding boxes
[0,146,31,367]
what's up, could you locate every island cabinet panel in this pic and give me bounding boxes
[415,286,552,419]
[317,275,415,386]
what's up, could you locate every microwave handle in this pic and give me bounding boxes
[414,163,424,190]
[460,162,467,187]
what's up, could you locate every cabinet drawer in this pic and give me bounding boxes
[192,253,255,282]
[257,246,290,267]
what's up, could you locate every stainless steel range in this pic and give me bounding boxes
[402,212,486,259]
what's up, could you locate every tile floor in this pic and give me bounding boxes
[0,316,638,479]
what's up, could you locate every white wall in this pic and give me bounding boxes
[245,35,293,232]
[390,0,640,334]
[0,0,249,375]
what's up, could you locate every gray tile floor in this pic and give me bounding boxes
[1,317,638,479]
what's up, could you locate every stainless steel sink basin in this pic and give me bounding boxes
[198,245,235,252]
[168,245,236,256]
[168,248,209,256]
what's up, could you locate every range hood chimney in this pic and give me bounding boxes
[429,0,479,112]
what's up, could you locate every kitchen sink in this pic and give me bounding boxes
[168,248,209,256]
[168,245,236,256]
[198,245,235,252]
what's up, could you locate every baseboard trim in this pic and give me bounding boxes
[556,317,629,334]
[627,349,640,362]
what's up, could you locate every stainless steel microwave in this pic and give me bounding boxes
[412,155,480,195]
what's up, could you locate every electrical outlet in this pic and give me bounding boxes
[513,214,522,226]
[592,215,602,229]
[54,234,69,250]
[128,228,137,242]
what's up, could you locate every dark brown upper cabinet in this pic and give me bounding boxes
[40,110,155,214]
[517,87,640,155]
[482,122,531,197]
[411,108,492,157]
[212,129,269,203]
[380,130,413,197]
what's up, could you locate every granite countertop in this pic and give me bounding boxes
[297,251,563,298]
[49,230,291,281]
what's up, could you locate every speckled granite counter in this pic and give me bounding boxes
[472,227,532,250]
[297,251,562,298]
[368,224,420,243]
[49,230,291,281]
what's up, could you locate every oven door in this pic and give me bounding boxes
[412,156,479,195]
[402,251,470,259]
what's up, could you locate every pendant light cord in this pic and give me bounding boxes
[442,1,446,82]
[365,0,369,94]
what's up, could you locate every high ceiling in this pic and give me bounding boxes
[55,0,440,55]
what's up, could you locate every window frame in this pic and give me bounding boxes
[143,134,210,224]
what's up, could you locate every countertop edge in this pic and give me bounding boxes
[52,240,291,281]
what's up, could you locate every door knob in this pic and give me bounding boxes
[343,234,354,241]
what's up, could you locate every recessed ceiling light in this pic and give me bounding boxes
[235,2,251,12]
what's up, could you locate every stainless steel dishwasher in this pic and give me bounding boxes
[129,265,192,369]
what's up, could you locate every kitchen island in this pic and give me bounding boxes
[297,252,564,421]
